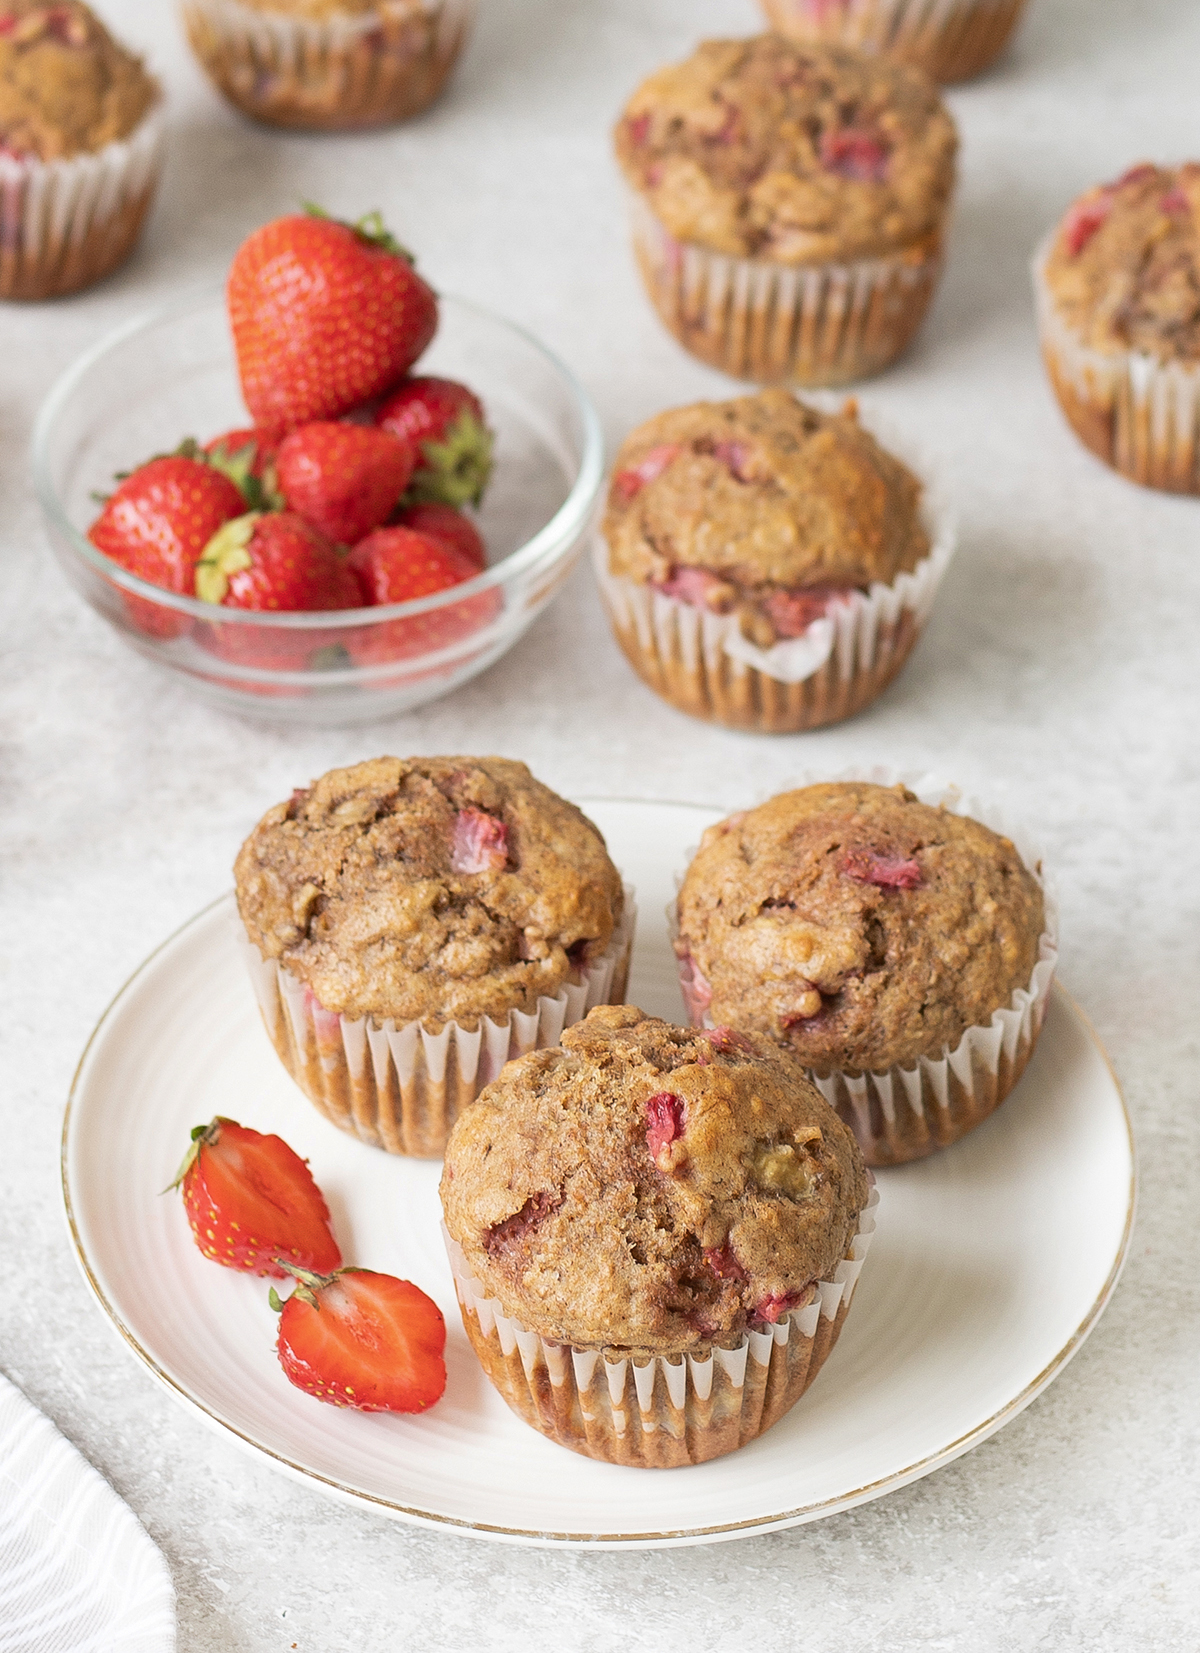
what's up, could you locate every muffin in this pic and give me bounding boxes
[235,756,634,1157]
[674,779,1057,1165]
[595,389,955,732]
[440,1005,876,1467]
[760,0,1030,86]
[181,0,476,131]
[1035,163,1200,493]
[614,35,958,385]
[0,1,164,300]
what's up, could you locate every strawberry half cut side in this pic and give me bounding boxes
[271,1265,447,1414]
[170,1117,342,1278]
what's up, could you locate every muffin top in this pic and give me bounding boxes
[441,1005,869,1358]
[0,2,157,162]
[676,782,1045,1075]
[603,389,929,648]
[614,35,957,264]
[1042,163,1200,363]
[234,756,625,1027]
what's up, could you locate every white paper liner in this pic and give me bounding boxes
[1033,237,1200,494]
[242,884,636,1158]
[443,1184,878,1468]
[760,0,1029,83]
[672,768,1059,1166]
[593,407,956,731]
[0,101,164,301]
[182,0,477,130]
[627,189,945,387]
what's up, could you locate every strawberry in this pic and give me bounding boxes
[228,208,438,432]
[270,1264,446,1414]
[392,501,486,571]
[203,428,282,511]
[376,376,493,508]
[276,422,414,545]
[171,1118,342,1279]
[347,525,499,664]
[88,455,246,637]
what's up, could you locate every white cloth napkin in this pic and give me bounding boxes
[0,1373,175,1653]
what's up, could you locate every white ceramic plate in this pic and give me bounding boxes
[62,801,1135,1550]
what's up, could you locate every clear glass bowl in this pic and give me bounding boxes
[32,288,604,724]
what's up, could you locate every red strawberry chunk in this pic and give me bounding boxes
[1063,195,1113,257]
[275,1269,446,1414]
[710,439,753,480]
[820,127,890,182]
[653,565,731,611]
[841,847,922,888]
[1160,187,1190,215]
[704,1244,748,1282]
[612,443,681,502]
[754,1290,807,1325]
[701,1026,753,1056]
[762,584,854,638]
[646,1091,685,1164]
[627,111,651,146]
[451,807,508,874]
[482,1190,561,1255]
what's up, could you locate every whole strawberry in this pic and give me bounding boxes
[228,208,438,432]
[348,525,499,665]
[203,428,282,511]
[276,422,414,544]
[171,1118,342,1279]
[270,1264,446,1414]
[376,376,493,508]
[392,501,486,571]
[89,455,246,637]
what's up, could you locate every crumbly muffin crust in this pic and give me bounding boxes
[0,1,157,162]
[614,35,957,265]
[676,782,1045,1074]
[603,389,929,648]
[235,757,625,1028]
[440,1005,869,1358]
[1043,163,1200,363]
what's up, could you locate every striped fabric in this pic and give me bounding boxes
[0,1374,175,1653]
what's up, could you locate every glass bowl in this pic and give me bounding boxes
[32,288,604,724]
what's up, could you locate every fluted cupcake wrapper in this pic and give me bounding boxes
[0,102,165,301]
[1033,239,1200,495]
[673,769,1058,1166]
[760,0,1029,84]
[182,0,476,131]
[242,885,636,1158]
[594,410,956,733]
[627,190,945,387]
[443,1184,878,1469]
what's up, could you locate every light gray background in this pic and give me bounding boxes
[2,0,1198,1647]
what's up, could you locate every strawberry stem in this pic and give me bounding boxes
[301,200,414,263]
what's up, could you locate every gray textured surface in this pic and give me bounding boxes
[1,0,1198,1646]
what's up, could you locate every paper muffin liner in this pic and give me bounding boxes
[1033,238,1200,495]
[761,0,1029,84]
[241,886,636,1158]
[443,1183,878,1468]
[673,769,1059,1166]
[0,101,165,301]
[181,0,476,130]
[627,190,945,387]
[593,412,956,733]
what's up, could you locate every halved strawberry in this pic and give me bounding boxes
[270,1265,446,1414]
[276,422,414,544]
[171,1118,342,1278]
[376,376,493,509]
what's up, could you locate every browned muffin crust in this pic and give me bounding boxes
[441,1004,869,1359]
[1043,163,1200,363]
[676,782,1044,1074]
[235,757,625,1028]
[614,35,957,264]
[603,389,928,648]
[0,2,157,162]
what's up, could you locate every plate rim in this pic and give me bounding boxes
[60,802,1138,1550]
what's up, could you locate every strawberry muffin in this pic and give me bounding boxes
[0,0,163,299]
[614,35,957,384]
[595,389,955,732]
[235,756,634,1157]
[675,781,1057,1164]
[441,1005,875,1467]
[1035,162,1200,492]
[181,0,477,131]
[760,0,1030,86]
